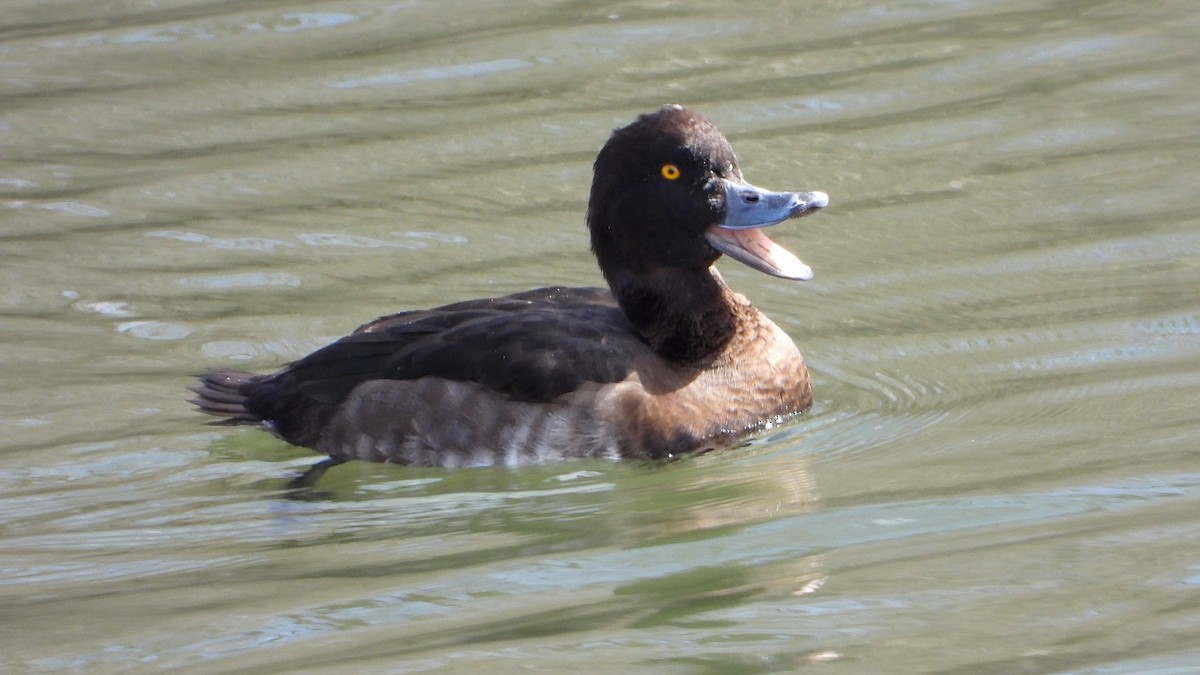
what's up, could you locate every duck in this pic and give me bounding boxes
[191,105,828,480]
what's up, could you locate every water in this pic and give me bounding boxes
[3,0,1199,671]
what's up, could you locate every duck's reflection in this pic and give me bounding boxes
[241,435,825,666]
[605,440,825,625]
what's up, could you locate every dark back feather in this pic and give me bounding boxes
[235,286,648,446]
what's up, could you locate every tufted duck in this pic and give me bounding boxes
[191,106,829,479]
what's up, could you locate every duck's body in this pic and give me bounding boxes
[192,106,827,475]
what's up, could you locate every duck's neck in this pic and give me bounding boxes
[607,266,742,365]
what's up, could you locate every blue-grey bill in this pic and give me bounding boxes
[706,183,828,280]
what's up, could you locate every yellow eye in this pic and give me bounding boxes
[660,163,681,180]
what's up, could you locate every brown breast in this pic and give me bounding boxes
[602,294,811,458]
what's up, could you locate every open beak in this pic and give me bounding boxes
[704,178,828,281]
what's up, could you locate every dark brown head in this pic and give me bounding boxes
[587,105,828,284]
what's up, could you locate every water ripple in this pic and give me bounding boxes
[332,59,533,90]
[178,272,303,290]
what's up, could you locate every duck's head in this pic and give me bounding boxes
[588,105,828,283]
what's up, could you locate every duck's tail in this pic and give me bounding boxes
[189,369,265,425]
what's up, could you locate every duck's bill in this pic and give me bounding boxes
[706,179,828,281]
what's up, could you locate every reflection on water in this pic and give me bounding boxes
[3,0,1200,671]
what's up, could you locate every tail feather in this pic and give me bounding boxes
[190,369,265,425]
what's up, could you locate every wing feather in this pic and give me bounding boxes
[237,286,647,445]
